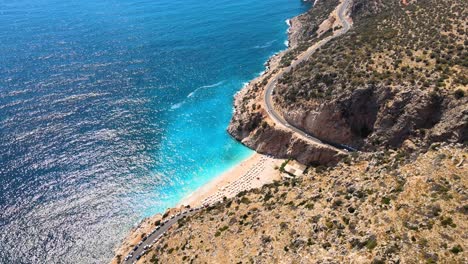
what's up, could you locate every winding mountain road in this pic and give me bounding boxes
[264,0,355,152]
[123,208,201,264]
[122,3,353,263]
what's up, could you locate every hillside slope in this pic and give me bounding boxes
[228,0,467,162]
[115,0,468,263]
[142,144,467,263]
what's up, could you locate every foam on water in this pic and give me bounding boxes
[188,81,225,98]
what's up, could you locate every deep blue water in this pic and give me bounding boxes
[0,0,310,263]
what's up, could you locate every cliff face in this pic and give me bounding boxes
[228,0,467,162]
[228,74,346,166]
[228,116,346,166]
[282,85,467,150]
[113,1,468,263]
[228,0,348,166]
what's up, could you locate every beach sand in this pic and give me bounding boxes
[179,153,283,207]
[112,153,284,263]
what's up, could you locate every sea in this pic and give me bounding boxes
[0,0,310,263]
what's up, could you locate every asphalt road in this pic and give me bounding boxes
[123,207,202,264]
[264,0,355,152]
[123,2,353,263]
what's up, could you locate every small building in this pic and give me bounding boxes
[283,160,307,177]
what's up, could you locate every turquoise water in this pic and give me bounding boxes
[0,0,310,262]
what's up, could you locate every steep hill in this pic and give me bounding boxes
[142,144,467,263]
[228,0,467,162]
[114,0,468,263]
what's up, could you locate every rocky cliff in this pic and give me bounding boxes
[114,1,467,263]
[228,0,348,166]
[228,0,467,162]
[282,84,467,150]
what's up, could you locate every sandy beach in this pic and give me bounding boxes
[111,153,284,263]
[179,153,283,207]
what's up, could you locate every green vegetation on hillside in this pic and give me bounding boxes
[277,0,467,104]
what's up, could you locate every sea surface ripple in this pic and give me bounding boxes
[0,0,310,262]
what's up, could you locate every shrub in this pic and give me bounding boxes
[240,197,251,204]
[280,222,288,230]
[440,217,456,228]
[454,89,465,99]
[366,238,378,250]
[381,197,391,205]
[450,245,463,254]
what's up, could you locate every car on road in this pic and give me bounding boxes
[133,245,138,251]
[136,254,141,260]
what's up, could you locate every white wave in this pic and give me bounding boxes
[285,19,291,26]
[253,40,276,49]
[170,102,183,110]
[187,81,225,98]
[170,81,225,110]
[284,40,289,47]
[200,81,225,89]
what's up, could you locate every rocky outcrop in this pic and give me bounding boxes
[229,0,467,159]
[228,82,345,166]
[281,85,468,150]
[227,0,349,166]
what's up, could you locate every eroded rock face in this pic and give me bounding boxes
[228,84,345,166]
[229,70,466,163]
[280,85,467,150]
[229,0,467,163]
[282,86,381,148]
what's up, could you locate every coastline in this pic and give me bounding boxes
[178,153,283,207]
[112,6,308,263]
[111,153,284,263]
[175,7,311,210]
